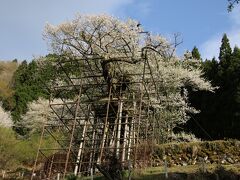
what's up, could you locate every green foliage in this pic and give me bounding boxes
[0,127,20,170]
[219,34,232,60]
[0,126,59,171]
[218,34,232,83]
[202,57,218,84]
[4,56,57,134]
[191,46,201,60]
[186,34,240,139]
[16,132,60,165]
[66,174,78,180]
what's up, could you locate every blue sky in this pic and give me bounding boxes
[0,0,239,61]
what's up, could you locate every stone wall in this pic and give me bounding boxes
[151,140,240,167]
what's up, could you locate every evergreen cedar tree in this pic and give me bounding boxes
[3,58,55,135]
[191,46,201,60]
[185,34,240,139]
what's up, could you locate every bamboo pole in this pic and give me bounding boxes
[47,153,55,178]
[74,105,91,175]
[98,86,112,163]
[109,115,118,147]
[126,122,132,161]
[74,120,87,175]
[78,122,88,175]
[116,99,123,158]
[63,77,83,178]
[134,51,147,167]
[121,114,128,162]
[88,128,96,174]
[31,125,45,180]
[151,113,156,167]
[127,93,136,160]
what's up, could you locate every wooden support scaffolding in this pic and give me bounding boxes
[32,51,160,179]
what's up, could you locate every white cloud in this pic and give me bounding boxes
[201,7,240,60]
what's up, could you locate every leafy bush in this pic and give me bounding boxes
[0,127,20,170]
[0,126,59,171]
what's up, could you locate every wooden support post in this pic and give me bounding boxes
[98,86,112,163]
[126,122,132,161]
[31,125,45,180]
[47,153,55,178]
[122,114,128,162]
[63,77,83,178]
[74,120,87,175]
[57,173,61,180]
[116,99,123,158]
[88,128,96,174]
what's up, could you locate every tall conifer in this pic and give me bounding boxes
[192,46,201,60]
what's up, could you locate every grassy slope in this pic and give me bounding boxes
[133,164,240,179]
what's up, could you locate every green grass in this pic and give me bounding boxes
[79,164,240,180]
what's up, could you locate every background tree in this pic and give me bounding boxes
[4,56,56,134]
[191,46,201,60]
[185,34,240,139]
[19,98,62,134]
[218,34,232,78]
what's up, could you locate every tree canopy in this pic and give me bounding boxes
[44,14,213,141]
[191,46,201,60]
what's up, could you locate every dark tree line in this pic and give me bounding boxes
[184,34,240,139]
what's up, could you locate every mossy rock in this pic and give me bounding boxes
[152,140,240,166]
